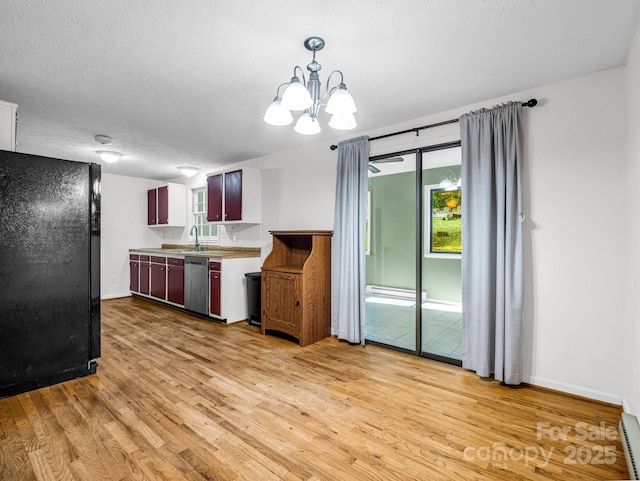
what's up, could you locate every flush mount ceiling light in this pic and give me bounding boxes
[96,150,122,164]
[94,135,122,164]
[177,166,199,177]
[264,36,357,135]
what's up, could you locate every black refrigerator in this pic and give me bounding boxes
[0,150,101,399]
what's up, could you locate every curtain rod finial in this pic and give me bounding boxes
[524,99,537,107]
[330,144,338,150]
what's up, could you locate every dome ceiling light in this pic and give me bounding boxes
[177,166,200,177]
[94,135,122,164]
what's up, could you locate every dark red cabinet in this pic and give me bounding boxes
[224,170,242,221]
[167,257,184,305]
[150,256,166,300]
[157,186,169,225]
[147,189,157,225]
[209,261,221,316]
[207,174,223,222]
[207,170,243,222]
[129,254,139,292]
[147,184,185,226]
[139,256,150,295]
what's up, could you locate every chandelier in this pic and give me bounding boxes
[264,36,357,135]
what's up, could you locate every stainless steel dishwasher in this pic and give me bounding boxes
[184,256,208,315]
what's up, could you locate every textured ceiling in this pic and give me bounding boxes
[1,0,639,181]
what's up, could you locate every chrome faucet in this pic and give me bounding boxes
[190,225,200,251]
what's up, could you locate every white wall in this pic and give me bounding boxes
[521,68,627,403]
[624,23,640,414]
[99,64,633,404]
[100,173,164,299]
[241,68,629,403]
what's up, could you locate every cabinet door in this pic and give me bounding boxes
[262,270,302,337]
[147,189,157,225]
[139,262,150,294]
[129,261,139,292]
[224,170,242,221]
[210,269,221,316]
[207,174,223,222]
[150,263,166,299]
[157,185,169,225]
[167,265,184,305]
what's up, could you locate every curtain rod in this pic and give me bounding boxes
[329,98,538,150]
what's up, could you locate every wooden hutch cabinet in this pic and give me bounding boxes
[261,230,332,347]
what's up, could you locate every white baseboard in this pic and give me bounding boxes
[524,374,623,406]
[623,397,632,413]
[101,292,132,300]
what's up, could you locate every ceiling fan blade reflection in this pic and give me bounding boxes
[373,156,404,164]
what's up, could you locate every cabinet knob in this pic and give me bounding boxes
[295,300,300,307]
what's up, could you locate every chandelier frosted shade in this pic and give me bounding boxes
[281,77,313,111]
[294,111,321,135]
[264,37,356,135]
[328,112,357,130]
[264,97,293,126]
[325,84,357,115]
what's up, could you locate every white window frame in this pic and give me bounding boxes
[190,186,219,245]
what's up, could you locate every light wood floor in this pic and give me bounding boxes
[0,296,630,480]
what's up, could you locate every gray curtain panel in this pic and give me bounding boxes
[332,136,369,344]
[460,102,523,385]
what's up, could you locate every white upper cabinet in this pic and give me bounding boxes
[0,100,18,152]
[147,183,186,227]
[206,167,261,224]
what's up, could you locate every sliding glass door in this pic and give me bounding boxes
[364,153,417,351]
[421,147,462,363]
[364,144,462,365]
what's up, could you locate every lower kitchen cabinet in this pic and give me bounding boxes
[167,257,184,306]
[207,257,262,322]
[150,256,166,300]
[209,261,221,317]
[139,256,150,294]
[129,250,260,323]
[129,254,139,292]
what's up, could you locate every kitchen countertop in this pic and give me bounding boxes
[129,244,260,259]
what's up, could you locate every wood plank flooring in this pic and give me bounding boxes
[0,296,630,480]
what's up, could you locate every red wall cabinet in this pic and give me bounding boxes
[206,168,260,224]
[157,185,169,224]
[147,183,186,227]
[147,190,157,225]
[224,170,242,221]
[207,174,223,222]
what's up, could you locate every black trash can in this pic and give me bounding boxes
[244,272,261,327]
